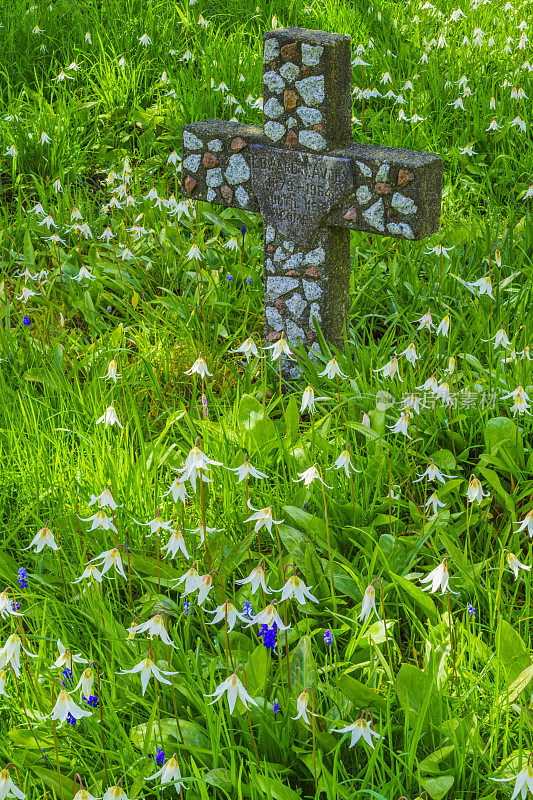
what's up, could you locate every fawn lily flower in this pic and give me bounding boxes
[229,457,268,483]
[301,385,319,414]
[436,314,450,336]
[0,670,11,698]
[328,448,360,477]
[188,524,223,546]
[419,559,457,594]
[417,375,439,394]
[206,601,248,630]
[79,509,117,532]
[205,671,258,714]
[0,634,38,677]
[235,563,270,594]
[74,791,99,800]
[38,689,92,727]
[103,786,131,800]
[100,359,121,383]
[359,584,379,622]
[485,326,510,349]
[426,243,454,258]
[133,515,174,537]
[118,657,177,695]
[172,566,201,594]
[491,762,533,798]
[401,393,425,415]
[185,357,212,378]
[73,666,95,699]
[502,385,530,402]
[466,475,490,505]
[195,573,215,605]
[89,488,119,509]
[292,690,312,724]
[231,336,262,361]
[425,492,446,516]
[506,552,531,580]
[294,465,332,487]
[414,460,456,484]
[401,342,419,365]
[277,575,318,604]
[161,530,190,560]
[53,639,88,669]
[96,404,123,429]
[331,717,381,748]
[510,395,531,415]
[414,309,433,330]
[17,287,41,302]
[468,275,494,299]
[0,767,25,799]
[139,32,152,46]
[264,332,294,361]
[318,357,347,379]
[146,753,188,794]
[178,445,224,492]
[90,548,127,580]
[0,591,23,619]
[374,356,403,381]
[245,500,283,535]
[72,563,103,584]
[248,603,290,631]
[128,614,177,648]
[22,524,59,553]
[161,478,189,503]
[445,356,456,375]
[388,411,411,437]
[515,510,533,537]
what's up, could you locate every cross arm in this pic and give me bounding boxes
[326,143,443,241]
[181,120,267,212]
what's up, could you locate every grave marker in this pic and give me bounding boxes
[182,28,443,373]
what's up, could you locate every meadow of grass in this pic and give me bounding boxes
[0,0,532,797]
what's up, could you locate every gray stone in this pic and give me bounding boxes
[283,241,295,253]
[265,257,275,273]
[266,306,284,329]
[302,43,324,66]
[356,185,372,205]
[299,130,326,150]
[356,160,372,178]
[287,117,297,129]
[297,106,322,126]
[263,39,280,64]
[264,121,286,141]
[235,186,250,206]
[362,199,385,231]
[387,222,414,239]
[286,320,305,342]
[279,62,300,82]
[183,154,201,171]
[273,247,288,262]
[263,70,285,93]
[208,139,222,152]
[284,253,303,270]
[264,97,284,119]
[391,192,417,215]
[207,188,216,202]
[206,168,223,187]
[286,293,307,319]
[183,130,204,150]
[304,247,325,266]
[224,154,250,184]
[375,163,390,182]
[265,225,275,244]
[266,276,299,299]
[303,279,323,301]
[295,76,325,106]
[309,302,322,325]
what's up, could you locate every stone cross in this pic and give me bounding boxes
[182,27,443,370]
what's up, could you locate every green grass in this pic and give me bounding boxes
[0,0,532,797]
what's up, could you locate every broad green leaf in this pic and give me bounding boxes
[496,620,531,684]
[130,717,210,752]
[420,775,455,800]
[419,744,455,775]
[396,664,439,728]
[484,416,523,466]
[237,393,277,450]
[337,674,388,712]
[30,766,76,798]
[220,529,255,580]
[204,769,233,791]
[499,663,533,705]
[379,534,406,573]
[290,635,317,692]
[303,542,328,599]
[24,228,35,265]
[244,644,270,698]
[283,505,325,538]
[285,394,299,443]
[389,572,438,624]
[253,774,302,800]
[431,449,456,470]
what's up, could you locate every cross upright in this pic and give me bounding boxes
[182,27,443,371]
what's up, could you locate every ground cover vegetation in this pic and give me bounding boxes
[0,0,532,797]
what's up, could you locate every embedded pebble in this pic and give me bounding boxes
[391,192,417,215]
[297,106,322,126]
[265,257,275,273]
[263,39,280,64]
[264,97,284,118]
[274,247,288,262]
[302,43,324,66]
[356,185,372,205]
[183,130,204,150]
[183,154,201,172]
[224,153,250,184]
[362,199,385,231]
[387,222,414,239]
[303,280,323,301]
[375,163,390,182]
[266,306,284,329]
[279,62,300,82]
[356,160,372,178]
[286,293,307,319]
[263,70,286,93]
[283,241,295,253]
[286,117,297,129]
[299,130,326,150]
[304,246,325,265]
[266,276,299,299]
[206,188,216,202]
[208,139,222,152]
[295,75,325,106]
[264,121,286,141]
[309,302,322,325]
[265,225,276,244]
[286,320,306,342]
[235,186,249,207]
[206,167,223,187]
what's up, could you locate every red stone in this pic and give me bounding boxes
[285,130,298,148]
[184,176,197,195]
[284,89,298,111]
[306,330,316,342]
[267,331,282,341]
[313,123,325,132]
[375,182,392,195]
[397,169,415,187]
[281,42,298,60]
[202,152,219,168]
[342,207,358,222]
[231,137,247,152]
[275,298,287,314]
[305,266,319,278]
[284,270,300,277]
[220,185,233,203]
[269,60,278,70]
[267,244,276,253]
[301,65,310,76]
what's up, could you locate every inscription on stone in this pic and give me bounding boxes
[251,145,353,245]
